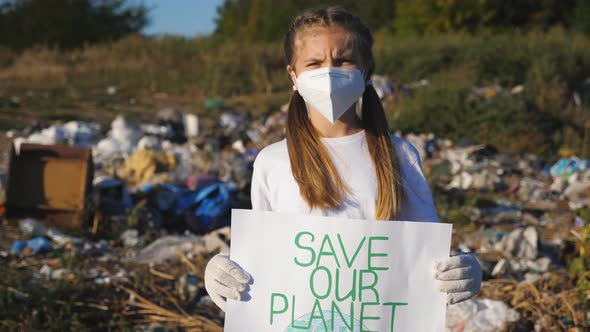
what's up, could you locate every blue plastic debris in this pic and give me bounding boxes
[11,237,52,255]
[10,241,27,253]
[142,182,234,233]
[550,157,590,179]
[189,182,233,231]
[425,139,438,158]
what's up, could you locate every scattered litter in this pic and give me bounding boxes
[128,227,230,264]
[495,226,538,260]
[2,99,588,330]
[128,235,202,264]
[177,273,199,302]
[446,298,520,332]
[19,218,80,245]
[120,229,141,247]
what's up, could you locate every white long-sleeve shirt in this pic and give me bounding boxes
[250,130,439,222]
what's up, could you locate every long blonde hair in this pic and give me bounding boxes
[284,7,404,220]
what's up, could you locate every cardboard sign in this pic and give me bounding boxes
[225,209,452,332]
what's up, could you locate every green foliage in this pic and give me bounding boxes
[0,0,148,49]
[214,0,590,42]
[394,0,494,34]
[393,90,559,155]
[2,0,589,49]
[571,1,590,35]
[213,0,396,42]
[576,209,590,223]
[394,0,589,35]
[379,29,590,156]
[568,225,590,305]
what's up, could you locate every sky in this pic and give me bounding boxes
[136,0,225,37]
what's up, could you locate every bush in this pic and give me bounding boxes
[378,29,590,156]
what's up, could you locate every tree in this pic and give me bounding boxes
[392,0,586,35]
[569,0,590,34]
[213,0,397,42]
[0,0,149,49]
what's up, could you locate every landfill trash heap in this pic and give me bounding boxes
[0,107,588,331]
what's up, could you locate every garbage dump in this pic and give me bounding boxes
[0,103,588,331]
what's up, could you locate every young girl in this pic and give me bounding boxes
[205,6,481,312]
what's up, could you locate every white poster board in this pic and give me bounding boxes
[225,209,452,332]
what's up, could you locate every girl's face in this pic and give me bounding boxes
[287,26,363,82]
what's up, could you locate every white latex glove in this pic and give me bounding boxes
[204,253,252,311]
[434,253,482,305]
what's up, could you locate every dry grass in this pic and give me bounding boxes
[120,285,223,332]
[0,47,68,85]
[480,272,589,330]
[2,29,588,154]
[0,34,287,96]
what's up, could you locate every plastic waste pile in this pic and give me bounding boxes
[0,105,291,329]
[9,105,286,201]
[1,101,588,330]
[1,104,288,252]
[1,104,288,245]
[407,133,589,331]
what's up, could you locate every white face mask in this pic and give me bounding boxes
[293,67,370,123]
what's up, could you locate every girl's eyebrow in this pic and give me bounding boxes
[336,49,353,56]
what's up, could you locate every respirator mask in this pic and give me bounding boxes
[293,67,372,123]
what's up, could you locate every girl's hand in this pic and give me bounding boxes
[433,253,482,305]
[204,253,252,311]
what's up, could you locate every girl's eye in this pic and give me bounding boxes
[306,62,319,67]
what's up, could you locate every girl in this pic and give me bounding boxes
[204,6,481,312]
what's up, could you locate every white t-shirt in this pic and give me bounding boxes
[251,130,439,222]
